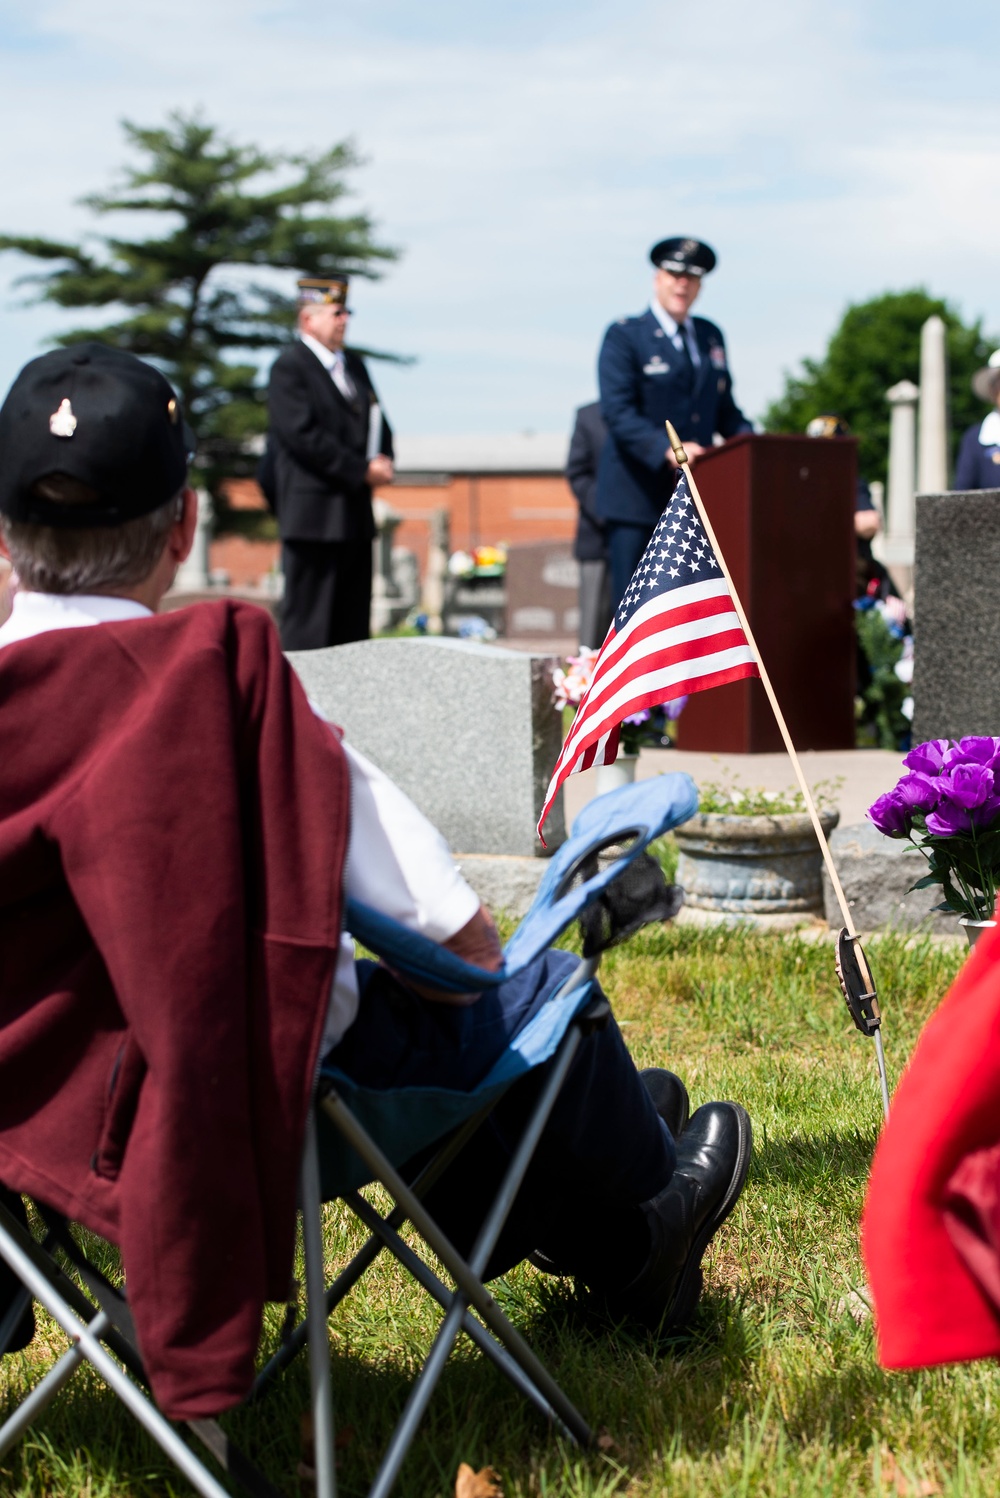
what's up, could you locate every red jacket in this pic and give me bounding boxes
[864,920,1000,1368]
[0,601,349,1417]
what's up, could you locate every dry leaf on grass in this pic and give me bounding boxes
[454,1461,503,1497]
[596,1428,616,1452]
[880,1448,941,1496]
[298,1413,355,1479]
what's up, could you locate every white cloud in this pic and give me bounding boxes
[1,0,998,434]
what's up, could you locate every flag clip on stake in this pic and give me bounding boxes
[664,422,890,1122]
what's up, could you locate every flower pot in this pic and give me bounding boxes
[959,918,998,949]
[594,753,638,795]
[674,809,840,928]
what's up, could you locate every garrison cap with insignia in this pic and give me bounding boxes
[0,343,192,528]
[297,275,350,306]
[649,237,717,277]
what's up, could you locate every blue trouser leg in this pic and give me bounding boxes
[324,952,675,1285]
[606,521,655,611]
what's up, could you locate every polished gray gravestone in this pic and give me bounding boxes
[287,637,564,857]
[912,489,1000,743]
[821,822,953,935]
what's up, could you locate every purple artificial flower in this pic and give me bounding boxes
[868,790,910,838]
[903,738,950,776]
[943,736,1000,770]
[925,803,974,836]
[623,709,651,727]
[663,695,688,721]
[974,794,1000,829]
[939,762,995,810]
[894,772,940,814]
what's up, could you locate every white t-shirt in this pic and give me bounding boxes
[0,592,481,1053]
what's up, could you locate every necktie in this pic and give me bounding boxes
[675,323,695,383]
[331,352,355,401]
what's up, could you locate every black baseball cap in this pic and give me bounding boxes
[649,237,717,277]
[0,343,193,528]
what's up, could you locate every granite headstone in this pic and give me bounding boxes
[286,637,565,856]
[912,490,1000,742]
[504,543,580,639]
[821,822,953,935]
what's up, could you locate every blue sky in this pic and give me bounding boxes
[1,0,998,438]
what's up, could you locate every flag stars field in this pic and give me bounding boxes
[537,470,760,840]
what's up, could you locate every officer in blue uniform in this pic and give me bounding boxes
[954,351,1000,490]
[596,237,752,606]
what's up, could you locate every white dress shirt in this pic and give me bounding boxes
[0,592,480,1053]
[300,331,356,401]
[649,300,701,368]
[979,411,1000,447]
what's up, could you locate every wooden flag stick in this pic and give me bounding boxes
[666,422,853,925]
[665,422,889,1115]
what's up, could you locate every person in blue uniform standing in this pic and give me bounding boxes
[954,351,1000,490]
[597,237,752,607]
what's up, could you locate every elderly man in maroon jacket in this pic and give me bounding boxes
[0,344,750,1419]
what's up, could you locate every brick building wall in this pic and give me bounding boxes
[390,472,576,573]
[210,468,579,586]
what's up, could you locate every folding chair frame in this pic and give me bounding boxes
[0,958,603,1498]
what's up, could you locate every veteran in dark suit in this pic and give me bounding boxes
[267,275,394,650]
[596,238,751,607]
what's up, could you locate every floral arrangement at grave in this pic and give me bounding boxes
[697,775,843,817]
[854,593,913,753]
[551,650,687,753]
[447,545,507,579]
[867,737,1000,922]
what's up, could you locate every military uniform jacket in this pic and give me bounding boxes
[267,341,394,544]
[596,309,750,528]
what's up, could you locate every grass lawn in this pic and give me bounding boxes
[3,924,995,1496]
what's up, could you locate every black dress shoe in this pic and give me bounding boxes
[639,1067,690,1139]
[607,1100,752,1331]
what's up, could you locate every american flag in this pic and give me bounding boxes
[537,469,759,840]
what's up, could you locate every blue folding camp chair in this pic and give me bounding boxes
[0,772,699,1498]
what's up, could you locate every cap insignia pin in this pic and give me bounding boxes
[49,398,77,438]
[167,398,179,424]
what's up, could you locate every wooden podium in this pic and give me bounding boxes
[675,433,857,752]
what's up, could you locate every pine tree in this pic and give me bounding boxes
[763,290,995,486]
[0,112,398,501]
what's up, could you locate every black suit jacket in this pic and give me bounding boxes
[266,341,394,543]
[565,402,609,562]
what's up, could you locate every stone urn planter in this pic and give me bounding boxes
[674,809,840,928]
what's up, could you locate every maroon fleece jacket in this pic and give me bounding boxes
[0,600,349,1417]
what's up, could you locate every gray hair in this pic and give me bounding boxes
[1,475,184,595]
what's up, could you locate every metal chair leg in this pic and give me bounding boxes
[251,1100,496,1402]
[322,1058,591,1441]
[0,1222,230,1498]
[359,1018,593,1498]
[301,1118,337,1498]
[0,1308,110,1457]
[345,1191,562,1428]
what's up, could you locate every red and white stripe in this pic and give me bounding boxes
[537,576,758,840]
